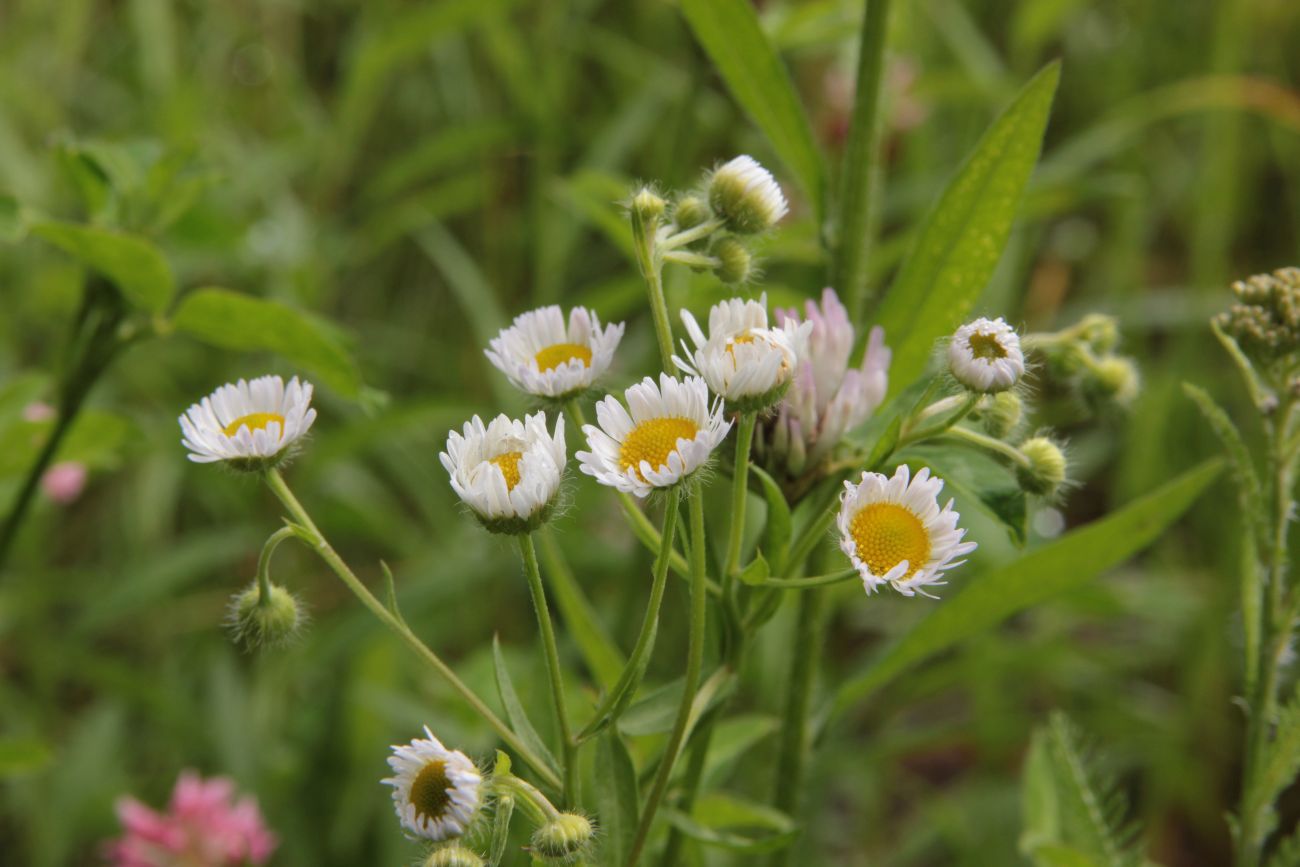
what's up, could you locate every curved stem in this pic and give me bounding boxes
[255,526,299,602]
[659,218,724,251]
[577,492,681,742]
[941,425,1031,468]
[518,534,578,806]
[263,469,562,791]
[625,483,709,866]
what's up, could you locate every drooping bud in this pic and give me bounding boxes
[981,391,1022,438]
[708,155,788,234]
[424,845,486,867]
[530,813,595,864]
[228,581,304,648]
[1016,437,1068,497]
[712,237,753,284]
[672,195,710,230]
[630,187,666,223]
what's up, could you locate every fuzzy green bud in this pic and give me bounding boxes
[424,845,486,867]
[673,195,710,230]
[1087,355,1140,406]
[228,581,304,648]
[713,237,753,284]
[981,391,1022,438]
[530,813,595,863]
[708,155,788,234]
[630,187,666,223]
[1074,313,1120,354]
[1016,437,1068,497]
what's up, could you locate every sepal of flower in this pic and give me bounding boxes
[708,155,789,234]
[948,317,1025,393]
[576,373,730,498]
[485,306,624,401]
[384,727,483,842]
[530,813,596,864]
[441,412,566,535]
[179,375,317,471]
[711,236,753,284]
[424,845,486,867]
[837,464,976,598]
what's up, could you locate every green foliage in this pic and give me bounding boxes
[663,792,799,854]
[594,731,639,865]
[491,636,561,779]
[29,221,174,312]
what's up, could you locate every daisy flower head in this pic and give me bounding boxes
[837,464,976,598]
[576,374,731,499]
[675,294,811,412]
[948,317,1025,393]
[179,375,316,471]
[708,155,789,234]
[440,412,565,535]
[383,727,482,842]
[485,306,624,400]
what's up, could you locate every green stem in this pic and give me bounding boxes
[725,413,757,581]
[255,526,299,602]
[631,209,676,371]
[625,483,709,866]
[941,425,1031,468]
[263,469,562,791]
[577,492,681,741]
[785,496,841,573]
[659,218,724,251]
[657,706,722,867]
[751,569,857,589]
[518,534,578,806]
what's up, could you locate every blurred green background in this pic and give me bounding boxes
[1,0,1298,864]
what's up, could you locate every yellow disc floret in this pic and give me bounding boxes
[619,417,699,481]
[967,330,1009,360]
[222,412,286,438]
[849,503,931,579]
[535,343,593,372]
[488,451,524,490]
[409,760,453,824]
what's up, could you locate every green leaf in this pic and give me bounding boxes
[491,636,561,778]
[1243,687,1300,855]
[738,551,770,587]
[31,221,175,312]
[171,287,363,397]
[751,465,792,571]
[831,459,1221,715]
[1021,729,1062,857]
[594,731,639,866]
[1183,383,1264,548]
[663,792,799,854]
[1040,713,1141,867]
[679,0,826,218]
[700,714,779,790]
[907,445,1027,545]
[873,62,1060,392]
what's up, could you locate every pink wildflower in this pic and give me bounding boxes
[41,461,87,505]
[106,771,276,867]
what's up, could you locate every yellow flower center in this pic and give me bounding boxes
[488,451,524,491]
[409,760,453,824]
[222,412,286,438]
[619,417,699,481]
[535,343,593,372]
[967,331,1008,360]
[849,503,931,579]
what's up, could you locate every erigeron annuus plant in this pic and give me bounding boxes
[179,142,1155,864]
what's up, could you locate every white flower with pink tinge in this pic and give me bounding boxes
[764,288,891,476]
[106,771,276,867]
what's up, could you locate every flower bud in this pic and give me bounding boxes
[713,237,753,284]
[424,845,486,867]
[981,391,1022,438]
[1075,313,1120,354]
[1086,355,1140,407]
[708,155,788,234]
[530,813,595,863]
[228,581,304,648]
[948,317,1025,393]
[630,187,666,223]
[1016,437,1067,497]
[673,195,710,230]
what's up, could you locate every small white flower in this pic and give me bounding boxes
[383,726,482,842]
[179,375,316,468]
[576,374,731,498]
[674,294,810,410]
[440,412,565,533]
[708,155,789,234]
[837,464,976,598]
[948,317,1025,393]
[485,306,624,400]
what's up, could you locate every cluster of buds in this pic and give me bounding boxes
[1023,313,1140,411]
[1214,268,1300,409]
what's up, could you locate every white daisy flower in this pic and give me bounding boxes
[675,294,810,411]
[576,374,731,498]
[383,726,482,842]
[837,464,977,598]
[440,412,565,534]
[708,155,789,234]
[948,317,1025,393]
[485,306,624,400]
[179,375,317,469]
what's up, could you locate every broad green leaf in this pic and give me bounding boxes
[738,551,770,586]
[907,445,1027,546]
[491,636,561,777]
[536,529,625,691]
[831,459,1221,715]
[700,714,779,790]
[31,221,175,312]
[619,678,686,737]
[873,62,1059,392]
[594,731,639,866]
[663,792,800,854]
[171,287,362,397]
[752,465,792,571]
[679,0,826,218]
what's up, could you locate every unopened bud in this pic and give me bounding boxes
[713,237,753,284]
[424,845,486,867]
[531,813,595,863]
[673,195,710,230]
[1075,313,1120,354]
[1016,437,1067,497]
[631,187,666,223]
[1087,355,1140,406]
[981,391,1022,438]
[228,581,304,648]
[708,155,788,234]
